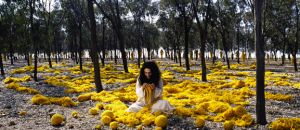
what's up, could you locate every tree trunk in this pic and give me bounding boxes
[9,41,13,65]
[101,18,106,67]
[0,51,5,76]
[282,36,286,65]
[255,0,267,125]
[34,50,38,81]
[47,51,52,68]
[178,46,182,66]
[147,46,151,60]
[294,1,299,72]
[222,32,231,69]
[237,26,240,64]
[87,0,103,92]
[192,0,210,81]
[29,0,38,81]
[26,53,30,66]
[79,22,83,71]
[183,16,190,71]
[114,48,117,64]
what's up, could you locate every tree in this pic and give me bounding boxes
[192,0,211,81]
[94,0,129,73]
[255,0,267,125]
[87,0,103,92]
[292,0,299,71]
[216,0,236,69]
[29,0,39,81]
[124,0,151,68]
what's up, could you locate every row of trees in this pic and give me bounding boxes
[0,0,299,84]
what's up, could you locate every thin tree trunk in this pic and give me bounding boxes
[294,1,299,71]
[237,26,240,64]
[282,35,286,65]
[0,51,5,76]
[192,0,210,81]
[222,32,231,69]
[79,22,83,70]
[101,18,106,67]
[87,0,103,92]
[29,0,38,81]
[183,15,190,71]
[178,46,182,66]
[47,51,52,68]
[114,48,117,64]
[255,0,267,125]
[9,42,13,65]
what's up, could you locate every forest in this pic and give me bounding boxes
[0,0,299,130]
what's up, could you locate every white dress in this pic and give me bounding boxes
[127,78,175,113]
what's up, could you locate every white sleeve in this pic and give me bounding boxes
[154,79,163,98]
[136,79,144,98]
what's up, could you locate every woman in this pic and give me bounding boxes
[127,61,174,113]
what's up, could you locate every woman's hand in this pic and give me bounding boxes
[142,83,155,90]
[142,83,147,89]
[149,83,155,90]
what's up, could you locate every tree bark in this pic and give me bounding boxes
[9,41,13,65]
[221,31,231,69]
[293,0,299,71]
[87,0,103,92]
[79,22,83,70]
[192,0,210,81]
[237,25,240,64]
[101,17,106,67]
[255,0,267,125]
[0,51,5,76]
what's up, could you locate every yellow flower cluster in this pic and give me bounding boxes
[51,113,64,126]
[6,82,40,95]
[155,115,168,128]
[44,75,94,93]
[11,66,34,74]
[269,118,300,130]
[3,75,31,84]
[31,94,77,107]
[213,106,253,127]
[265,92,293,101]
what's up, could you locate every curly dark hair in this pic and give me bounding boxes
[138,61,161,87]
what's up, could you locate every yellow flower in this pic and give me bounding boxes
[71,111,79,118]
[77,93,93,102]
[233,106,247,117]
[101,110,114,119]
[269,118,300,130]
[31,94,51,105]
[224,121,234,130]
[89,107,99,115]
[136,125,143,130]
[195,116,205,128]
[155,127,163,130]
[142,117,154,126]
[110,121,118,130]
[18,111,27,116]
[51,113,64,126]
[155,115,168,128]
[95,124,102,130]
[101,116,112,125]
[96,103,104,109]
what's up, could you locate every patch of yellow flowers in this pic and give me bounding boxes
[269,118,300,130]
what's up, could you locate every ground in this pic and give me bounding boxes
[0,58,299,130]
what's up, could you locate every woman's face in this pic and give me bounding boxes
[144,68,152,79]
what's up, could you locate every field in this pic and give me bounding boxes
[0,59,299,130]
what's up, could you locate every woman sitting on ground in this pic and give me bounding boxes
[127,61,174,113]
